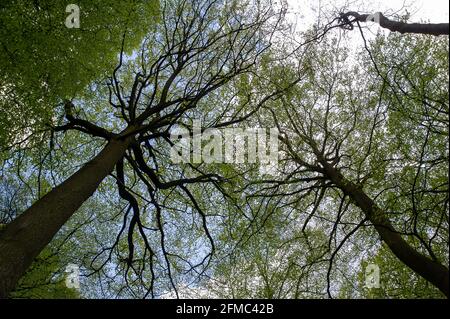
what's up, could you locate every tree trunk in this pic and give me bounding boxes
[342,11,449,36]
[320,159,449,297]
[0,136,131,298]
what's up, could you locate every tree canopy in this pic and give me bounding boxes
[0,0,159,150]
[0,0,448,299]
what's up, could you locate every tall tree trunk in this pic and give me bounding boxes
[319,159,449,297]
[341,11,449,36]
[0,136,132,298]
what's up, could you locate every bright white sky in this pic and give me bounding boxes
[286,0,449,30]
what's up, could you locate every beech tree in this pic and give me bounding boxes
[239,23,449,297]
[0,0,287,298]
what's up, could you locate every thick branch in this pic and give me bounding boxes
[341,11,449,36]
[318,156,449,297]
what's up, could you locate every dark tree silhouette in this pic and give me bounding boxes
[339,11,449,36]
[0,0,285,298]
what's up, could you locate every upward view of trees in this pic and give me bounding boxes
[0,0,448,299]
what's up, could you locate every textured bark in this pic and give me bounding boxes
[319,158,449,297]
[342,11,449,36]
[0,136,132,298]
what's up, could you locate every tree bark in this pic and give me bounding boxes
[341,11,449,36]
[319,159,449,297]
[0,136,132,298]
